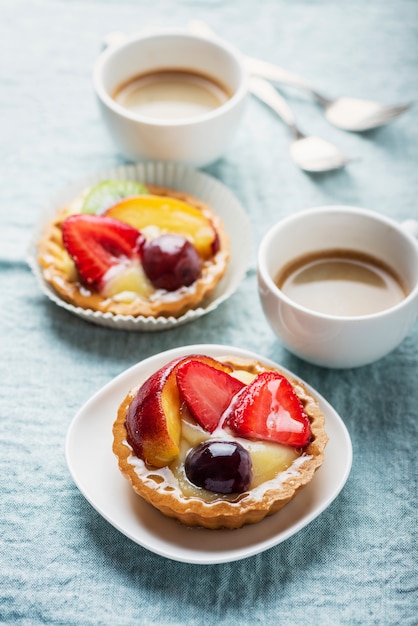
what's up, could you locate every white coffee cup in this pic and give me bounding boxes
[93,29,248,167]
[257,206,418,368]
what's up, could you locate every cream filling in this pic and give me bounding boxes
[125,437,310,505]
[98,252,226,305]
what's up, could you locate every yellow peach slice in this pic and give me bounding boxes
[105,195,217,259]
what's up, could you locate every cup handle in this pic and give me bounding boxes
[102,31,127,50]
[401,219,418,239]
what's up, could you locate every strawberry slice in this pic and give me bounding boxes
[176,360,245,433]
[62,214,144,289]
[226,372,312,447]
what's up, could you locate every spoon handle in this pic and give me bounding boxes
[245,57,329,105]
[249,77,303,139]
[401,219,418,239]
[188,20,329,105]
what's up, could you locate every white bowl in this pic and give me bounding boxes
[66,344,352,564]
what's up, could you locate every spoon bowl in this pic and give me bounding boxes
[245,57,412,132]
[289,136,351,172]
[323,96,412,132]
[250,77,351,173]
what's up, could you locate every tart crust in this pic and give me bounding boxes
[112,355,328,529]
[37,185,229,318]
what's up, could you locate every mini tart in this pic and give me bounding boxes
[112,356,328,530]
[37,185,229,318]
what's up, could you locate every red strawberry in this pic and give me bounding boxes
[226,372,312,448]
[176,360,245,433]
[62,214,144,289]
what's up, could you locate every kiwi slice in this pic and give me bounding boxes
[81,180,148,214]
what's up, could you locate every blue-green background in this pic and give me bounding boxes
[1,1,417,624]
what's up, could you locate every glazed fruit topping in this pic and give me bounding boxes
[105,195,218,258]
[125,355,235,468]
[142,234,202,291]
[185,440,252,494]
[126,353,312,487]
[226,372,312,448]
[81,180,148,214]
[62,214,144,289]
[176,359,245,432]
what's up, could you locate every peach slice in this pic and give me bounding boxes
[105,195,217,259]
[125,355,233,468]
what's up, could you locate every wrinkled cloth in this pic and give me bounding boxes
[1,1,417,624]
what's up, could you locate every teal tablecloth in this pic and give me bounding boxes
[1,1,417,624]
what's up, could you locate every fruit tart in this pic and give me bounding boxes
[37,180,229,318]
[112,353,328,529]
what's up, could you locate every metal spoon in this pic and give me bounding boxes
[188,21,412,132]
[246,57,412,132]
[250,76,351,172]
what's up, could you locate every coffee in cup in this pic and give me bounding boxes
[112,69,232,120]
[275,248,406,317]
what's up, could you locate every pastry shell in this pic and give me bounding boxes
[112,355,328,529]
[37,185,229,319]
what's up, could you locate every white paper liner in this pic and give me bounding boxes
[27,162,253,331]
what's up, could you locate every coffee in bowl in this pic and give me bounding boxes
[275,249,407,317]
[112,69,231,120]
